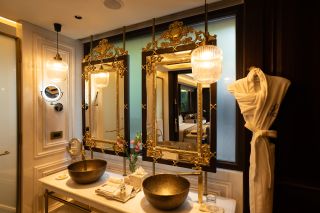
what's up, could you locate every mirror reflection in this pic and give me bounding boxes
[147,52,211,152]
[42,84,63,102]
[84,62,125,152]
[82,38,129,155]
[142,21,216,169]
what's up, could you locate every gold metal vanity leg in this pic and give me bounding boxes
[204,171,208,196]
[44,189,49,213]
[123,156,127,176]
[198,171,203,204]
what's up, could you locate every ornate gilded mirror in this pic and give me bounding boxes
[142,21,216,171]
[82,39,129,156]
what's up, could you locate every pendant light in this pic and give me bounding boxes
[46,23,68,82]
[191,0,223,84]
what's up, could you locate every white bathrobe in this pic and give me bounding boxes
[228,67,290,213]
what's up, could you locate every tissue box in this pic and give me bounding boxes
[128,174,145,191]
[125,166,147,192]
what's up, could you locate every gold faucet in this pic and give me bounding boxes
[177,169,203,204]
[81,150,86,161]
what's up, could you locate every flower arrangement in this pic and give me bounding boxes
[127,132,142,173]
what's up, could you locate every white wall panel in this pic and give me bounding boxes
[20,21,83,213]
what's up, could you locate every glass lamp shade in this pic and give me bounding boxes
[93,72,110,88]
[46,57,68,83]
[191,45,223,84]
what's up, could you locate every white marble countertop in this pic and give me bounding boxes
[39,170,236,213]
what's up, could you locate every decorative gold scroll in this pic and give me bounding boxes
[142,21,216,168]
[82,38,128,155]
[83,38,128,62]
[142,21,216,52]
[82,59,126,81]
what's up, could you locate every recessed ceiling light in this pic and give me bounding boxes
[74,15,82,20]
[103,0,124,9]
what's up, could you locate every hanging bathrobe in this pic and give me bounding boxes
[228,67,290,213]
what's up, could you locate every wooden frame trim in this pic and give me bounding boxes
[0,31,22,213]
[81,55,130,157]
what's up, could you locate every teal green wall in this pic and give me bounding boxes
[124,17,236,161]
[125,35,151,139]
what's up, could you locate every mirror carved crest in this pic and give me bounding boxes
[83,38,128,62]
[82,39,128,80]
[142,21,216,52]
[141,21,217,171]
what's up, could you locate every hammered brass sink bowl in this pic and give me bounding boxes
[142,174,190,210]
[67,159,107,184]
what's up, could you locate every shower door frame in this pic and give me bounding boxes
[0,31,22,213]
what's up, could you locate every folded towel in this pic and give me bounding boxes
[96,177,135,203]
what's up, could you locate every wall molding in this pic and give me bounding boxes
[33,159,70,213]
[32,33,75,159]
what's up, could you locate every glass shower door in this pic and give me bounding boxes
[0,33,18,213]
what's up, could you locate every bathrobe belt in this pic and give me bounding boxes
[246,123,277,189]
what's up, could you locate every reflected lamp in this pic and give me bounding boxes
[93,66,110,88]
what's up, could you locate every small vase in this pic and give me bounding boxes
[129,161,137,173]
[128,154,138,173]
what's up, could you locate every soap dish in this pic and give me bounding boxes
[55,174,68,180]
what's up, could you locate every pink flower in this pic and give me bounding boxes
[135,145,140,153]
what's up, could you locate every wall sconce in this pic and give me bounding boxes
[41,84,64,112]
[46,23,68,83]
[191,0,223,84]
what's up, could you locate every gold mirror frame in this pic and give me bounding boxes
[82,38,129,156]
[141,21,216,170]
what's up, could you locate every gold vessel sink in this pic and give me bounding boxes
[142,174,190,210]
[67,159,107,184]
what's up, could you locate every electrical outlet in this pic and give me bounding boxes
[50,131,63,140]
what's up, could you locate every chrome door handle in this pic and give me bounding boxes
[0,151,10,156]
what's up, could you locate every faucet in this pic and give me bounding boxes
[177,169,203,204]
[82,142,94,160]
[81,150,86,161]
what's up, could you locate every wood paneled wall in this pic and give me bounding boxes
[243,0,320,212]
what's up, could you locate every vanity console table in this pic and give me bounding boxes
[39,170,236,213]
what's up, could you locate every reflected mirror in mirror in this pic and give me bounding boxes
[42,84,63,102]
[148,53,211,152]
[143,49,215,168]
